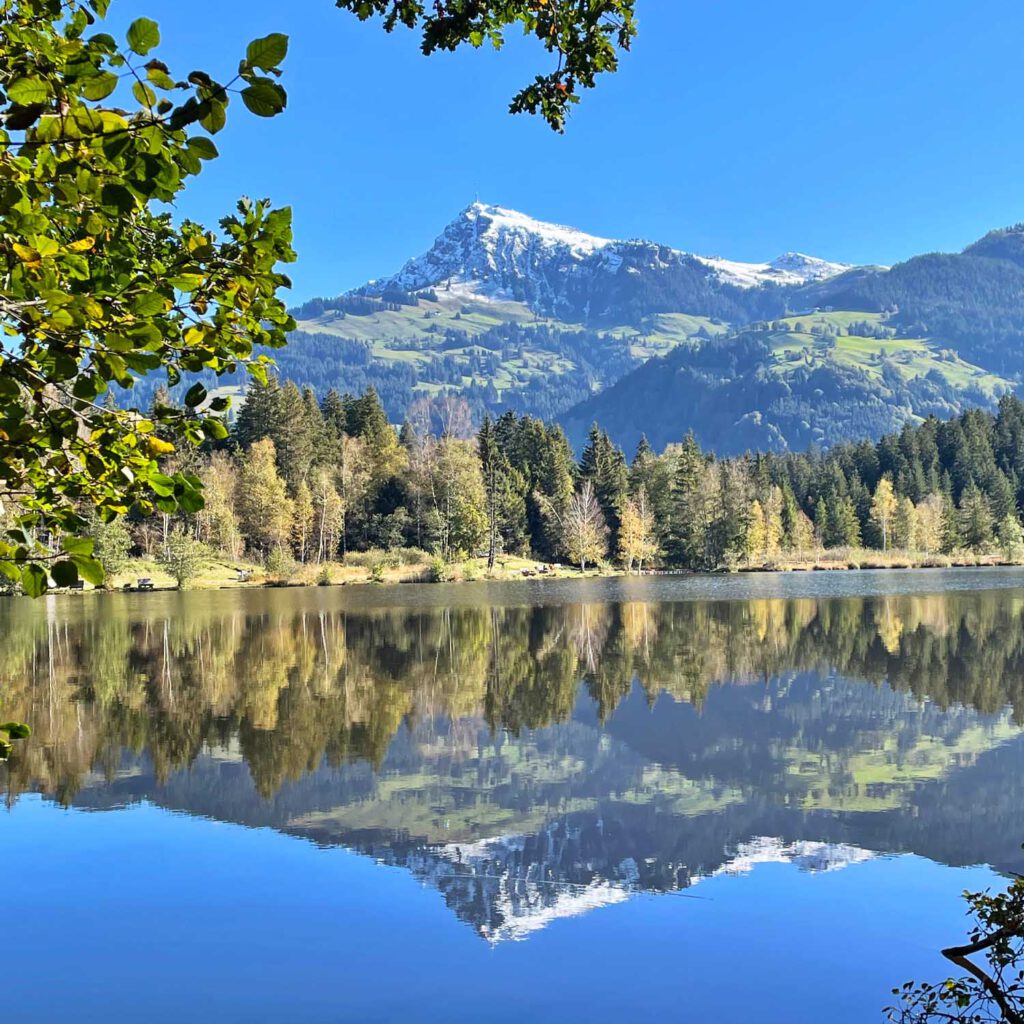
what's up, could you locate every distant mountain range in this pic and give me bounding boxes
[261,203,1024,453]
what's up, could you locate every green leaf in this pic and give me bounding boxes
[148,473,176,497]
[100,183,135,213]
[126,17,160,56]
[70,554,105,586]
[198,99,227,134]
[7,78,50,105]
[240,81,286,117]
[202,417,229,441]
[81,72,118,101]
[0,723,31,740]
[61,535,95,557]
[130,292,167,317]
[20,563,48,598]
[187,137,218,160]
[183,383,207,408]
[51,560,80,588]
[132,80,157,106]
[245,33,289,71]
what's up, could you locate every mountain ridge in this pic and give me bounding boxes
[219,206,1024,453]
[360,201,856,308]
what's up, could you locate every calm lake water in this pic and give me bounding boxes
[5,568,1024,1023]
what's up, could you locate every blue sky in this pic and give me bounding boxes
[135,0,1024,300]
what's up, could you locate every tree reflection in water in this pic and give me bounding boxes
[4,586,1024,940]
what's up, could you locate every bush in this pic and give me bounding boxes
[316,565,332,586]
[461,561,479,582]
[347,547,431,568]
[369,560,386,583]
[427,556,453,583]
[265,546,295,581]
[158,529,207,590]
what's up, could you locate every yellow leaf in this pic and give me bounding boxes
[145,436,176,456]
[65,236,96,253]
[12,242,41,267]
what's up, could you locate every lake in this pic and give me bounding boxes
[5,568,1024,1023]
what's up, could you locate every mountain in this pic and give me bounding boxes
[361,202,852,315]
[275,202,865,426]
[560,314,1009,455]
[142,204,1024,452]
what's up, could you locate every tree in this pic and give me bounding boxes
[273,381,315,492]
[336,0,637,133]
[894,496,918,551]
[197,453,242,558]
[763,485,784,558]
[0,3,294,595]
[560,481,607,571]
[829,496,862,548]
[88,512,132,585]
[889,876,1024,1024]
[158,528,206,590]
[745,500,767,563]
[311,467,344,563]
[814,498,829,550]
[618,487,657,572]
[479,415,505,570]
[959,484,994,551]
[872,476,899,550]
[237,439,292,555]
[998,515,1024,562]
[668,433,711,568]
[423,438,487,561]
[916,494,944,555]
[291,479,315,563]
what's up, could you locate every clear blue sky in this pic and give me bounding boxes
[135,0,1024,301]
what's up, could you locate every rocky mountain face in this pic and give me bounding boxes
[361,202,854,323]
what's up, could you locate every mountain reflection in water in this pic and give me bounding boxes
[4,580,1024,943]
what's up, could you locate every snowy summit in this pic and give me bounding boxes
[363,201,852,301]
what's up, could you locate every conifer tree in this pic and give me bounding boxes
[959,484,994,551]
[235,377,283,451]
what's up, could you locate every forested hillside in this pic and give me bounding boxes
[562,313,1009,455]
[76,380,1024,585]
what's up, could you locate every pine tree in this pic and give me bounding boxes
[668,433,708,569]
[235,376,282,450]
[829,496,861,548]
[321,388,348,441]
[959,484,994,551]
[274,380,314,493]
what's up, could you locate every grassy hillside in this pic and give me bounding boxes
[769,312,1006,399]
[562,315,1014,455]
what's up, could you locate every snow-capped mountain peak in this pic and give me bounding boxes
[364,201,612,298]
[360,202,853,305]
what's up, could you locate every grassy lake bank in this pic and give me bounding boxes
[83,547,1024,594]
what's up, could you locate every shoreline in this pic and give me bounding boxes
[33,550,1024,597]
